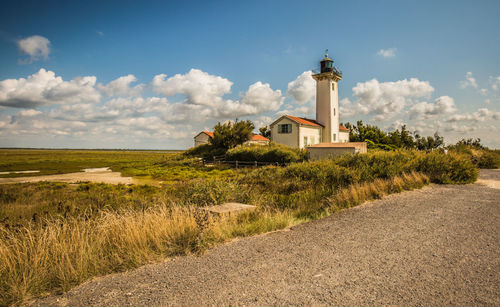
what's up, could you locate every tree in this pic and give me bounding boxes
[210,119,255,150]
[259,126,271,138]
[415,132,444,150]
[346,120,390,144]
[345,120,445,151]
[452,138,485,149]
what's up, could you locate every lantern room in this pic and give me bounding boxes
[320,53,334,73]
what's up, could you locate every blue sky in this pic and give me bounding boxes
[0,0,499,148]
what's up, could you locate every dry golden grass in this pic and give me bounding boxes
[328,172,429,211]
[0,207,201,305]
[0,172,430,306]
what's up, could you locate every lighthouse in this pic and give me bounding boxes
[268,51,358,153]
[312,52,342,143]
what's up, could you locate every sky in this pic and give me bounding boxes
[0,0,499,149]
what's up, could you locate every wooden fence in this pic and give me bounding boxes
[202,155,288,168]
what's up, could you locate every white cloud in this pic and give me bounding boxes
[339,98,356,118]
[409,96,456,119]
[377,48,397,58]
[446,108,500,123]
[349,78,434,120]
[254,116,273,128]
[239,81,283,113]
[275,105,312,118]
[98,74,144,97]
[491,76,500,91]
[17,35,51,64]
[48,103,120,122]
[152,69,233,106]
[286,70,315,105]
[16,109,42,117]
[2,68,499,148]
[386,119,406,131]
[0,69,100,108]
[152,69,282,118]
[443,123,477,133]
[460,72,478,89]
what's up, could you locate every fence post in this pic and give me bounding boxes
[235,160,238,168]
[254,161,257,167]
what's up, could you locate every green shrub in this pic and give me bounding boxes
[177,178,241,206]
[225,143,307,163]
[283,161,355,187]
[415,151,478,184]
[447,145,499,169]
[476,151,496,169]
[184,144,226,159]
[333,150,416,180]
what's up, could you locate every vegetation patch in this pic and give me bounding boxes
[0,147,489,305]
[225,143,307,163]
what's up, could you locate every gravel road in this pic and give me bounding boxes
[31,170,500,306]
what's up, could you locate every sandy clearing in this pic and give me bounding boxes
[0,170,136,185]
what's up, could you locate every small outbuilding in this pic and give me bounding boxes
[193,131,270,147]
[194,131,214,147]
[307,142,367,160]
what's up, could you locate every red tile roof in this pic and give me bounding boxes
[201,131,214,138]
[250,134,269,141]
[280,115,349,131]
[286,115,322,127]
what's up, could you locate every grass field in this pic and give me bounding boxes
[0,149,233,182]
[0,148,484,305]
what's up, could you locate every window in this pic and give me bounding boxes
[278,124,292,134]
[333,133,336,141]
[334,108,336,116]
[304,136,308,146]
[332,83,335,91]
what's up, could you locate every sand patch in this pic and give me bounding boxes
[0,170,136,185]
[83,167,111,172]
[476,179,500,189]
[0,170,40,175]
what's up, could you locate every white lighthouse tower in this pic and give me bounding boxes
[312,52,342,143]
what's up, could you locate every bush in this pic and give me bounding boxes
[225,143,307,163]
[184,144,226,159]
[177,178,240,206]
[283,161,355,187]
[447,145,500,169]
[415,151,478,184]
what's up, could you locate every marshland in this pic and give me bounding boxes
[1,143,498,305]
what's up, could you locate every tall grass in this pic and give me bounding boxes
[0,172,430,305]
[0,149,479,305]
[0,207,201,305]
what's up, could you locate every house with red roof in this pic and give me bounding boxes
[269,115,349,148]
[269,53,350,149]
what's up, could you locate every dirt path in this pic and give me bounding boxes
[30,170,500,306]
[0,168,153,185]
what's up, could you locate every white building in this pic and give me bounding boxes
[270,53,350,149]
